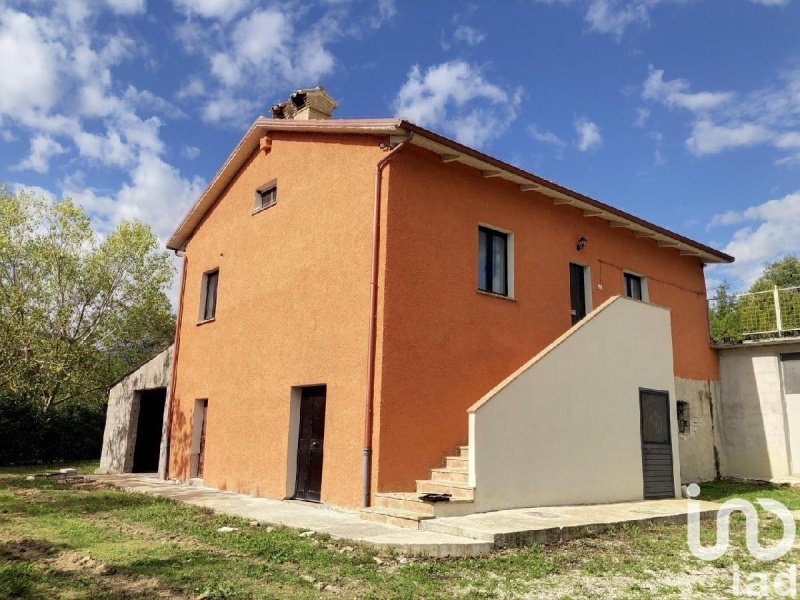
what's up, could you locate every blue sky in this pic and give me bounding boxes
[1,0,799,297]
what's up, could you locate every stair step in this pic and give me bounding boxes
[457,446,469,459]
[360,506,433,529]
[430,467,469,484]
[374,492,436,516]
[445,456,468,470]
[416,479,475,500]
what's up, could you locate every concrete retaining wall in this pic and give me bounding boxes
[674,376,720,484]
[717,340,800,481]
[468,296,680,512]
[98,346,173,475]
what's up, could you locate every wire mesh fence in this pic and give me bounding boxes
[708,285,800,345]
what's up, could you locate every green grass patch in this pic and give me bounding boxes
[0,476,798,598]
[0,460,100,476]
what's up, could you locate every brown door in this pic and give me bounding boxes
[294,386,326,502]
[640,390,674,499]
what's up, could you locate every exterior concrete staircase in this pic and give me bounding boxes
[360,446,477,529]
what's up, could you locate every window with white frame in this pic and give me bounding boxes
[478,225,511,297]
[254,180,277,212]
[200,269,219,321]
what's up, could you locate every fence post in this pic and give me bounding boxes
[774,285,783,335]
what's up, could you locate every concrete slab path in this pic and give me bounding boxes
[91,474,719,558]
[91,474,491,557]
[421,498,720,547]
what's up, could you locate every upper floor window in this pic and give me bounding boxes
[478,225,509,297]
[200,269,219,322]
[253,180,277,213]
[624,272,646,301]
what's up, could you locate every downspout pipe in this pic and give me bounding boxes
[362,133,413,508]
[162,250,188,480]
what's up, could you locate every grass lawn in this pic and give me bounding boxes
[0,471,798,599]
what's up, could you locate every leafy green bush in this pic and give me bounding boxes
[0,390,104,465]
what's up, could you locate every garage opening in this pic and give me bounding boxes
[132,388,167,473]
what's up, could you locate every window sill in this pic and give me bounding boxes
[196,318,216,326]
[477,289,516,302]
[251,202,276,216]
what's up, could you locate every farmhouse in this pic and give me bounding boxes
[101,87,736,527]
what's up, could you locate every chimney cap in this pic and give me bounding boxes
[271,86,337,120]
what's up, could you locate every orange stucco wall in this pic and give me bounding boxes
[374,145,719,493]
[168,132,385,508]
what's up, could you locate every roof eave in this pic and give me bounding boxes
[398,120,734,265]
[166,117,733,265]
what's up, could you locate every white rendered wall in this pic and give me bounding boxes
[468,296,680,512]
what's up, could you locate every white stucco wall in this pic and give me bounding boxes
[98,346,173,475]
[468,296,680,512]
[717,341,800,481]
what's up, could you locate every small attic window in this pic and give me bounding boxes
[254,180,277,213]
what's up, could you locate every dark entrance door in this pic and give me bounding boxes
[569,263,587,325]
[639,389,675,499]
[132,388,167,473]
[294,386,326,502]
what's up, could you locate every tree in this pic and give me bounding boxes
[749,255,800,292]
[708,255,800,344]
[0,188,176,412]
[708,282,743,344]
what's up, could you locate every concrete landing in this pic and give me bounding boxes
[90,475,719,557]
[91,474,491,557]
[421,498,721,547]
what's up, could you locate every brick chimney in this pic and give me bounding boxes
[271,86,337,120]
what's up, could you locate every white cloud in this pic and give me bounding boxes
[124,86,187,119]
[114,155,206,241]
[634,106,650,127]
[776,152,800,166]
[534,0,672,38]
[13,134,65,173]
[0,9,63,121]
[584,0,650,37]
[574,117,603,151]
[103,0,147,15]
[709,192,800,283]
[776,132,800,149]
[171,0,251,20]
[643,66,800,161]
[686,120,771,155]
[529,125,567,149]
[536,0,787,38]
[11,183,56,204]
[182,145,201,159]
[200,95,257,125]
[64,154,205,242]
[175,2,392,124]
[452,25,486,46]
[393,61,521,148]
[643,67,734,112]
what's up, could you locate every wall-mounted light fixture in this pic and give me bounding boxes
[577,236,588,251]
